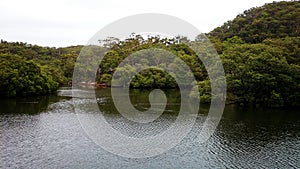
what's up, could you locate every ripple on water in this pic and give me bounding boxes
[0,92,299,168]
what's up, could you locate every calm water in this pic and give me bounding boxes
[0,88,299,168]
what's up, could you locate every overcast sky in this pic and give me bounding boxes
[0,0,283,47]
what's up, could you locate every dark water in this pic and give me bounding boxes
[0,88,299,168]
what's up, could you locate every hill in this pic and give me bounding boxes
[207,1,300,43]
[0,1,300,107]
[0,40,82,97]
[205,1,300,106]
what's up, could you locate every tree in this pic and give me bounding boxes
[0,54,58,97]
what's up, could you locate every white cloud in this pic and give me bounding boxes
[0,0,282,47]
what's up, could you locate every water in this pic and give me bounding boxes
[0,88,299,168]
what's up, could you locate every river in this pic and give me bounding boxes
[0,88,299,168]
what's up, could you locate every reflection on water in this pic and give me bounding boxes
[0,88,299,168]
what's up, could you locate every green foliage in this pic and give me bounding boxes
[208,1,300,43]
[0,40,82,97]
[189,80,211,103]
[205,1,300,107]
[130,68,177,88]
[263,37,300,65]
[1,1,300,108]
[97,35,206,88]
[0,41,82,85]
[0,54,58,97]
[222,43,300,106]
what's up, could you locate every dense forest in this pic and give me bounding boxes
[0,41,82,97]
[0,1,299,107]
[206,1,300,106]
[207,1,300,43]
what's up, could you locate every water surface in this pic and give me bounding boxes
[0,88,299,168]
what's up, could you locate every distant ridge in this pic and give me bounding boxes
[207,1,300,43]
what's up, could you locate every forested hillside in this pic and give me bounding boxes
[0,1,299,107]
[0,40,82,97]
[204,1,300,106]
[207,1,300,43]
